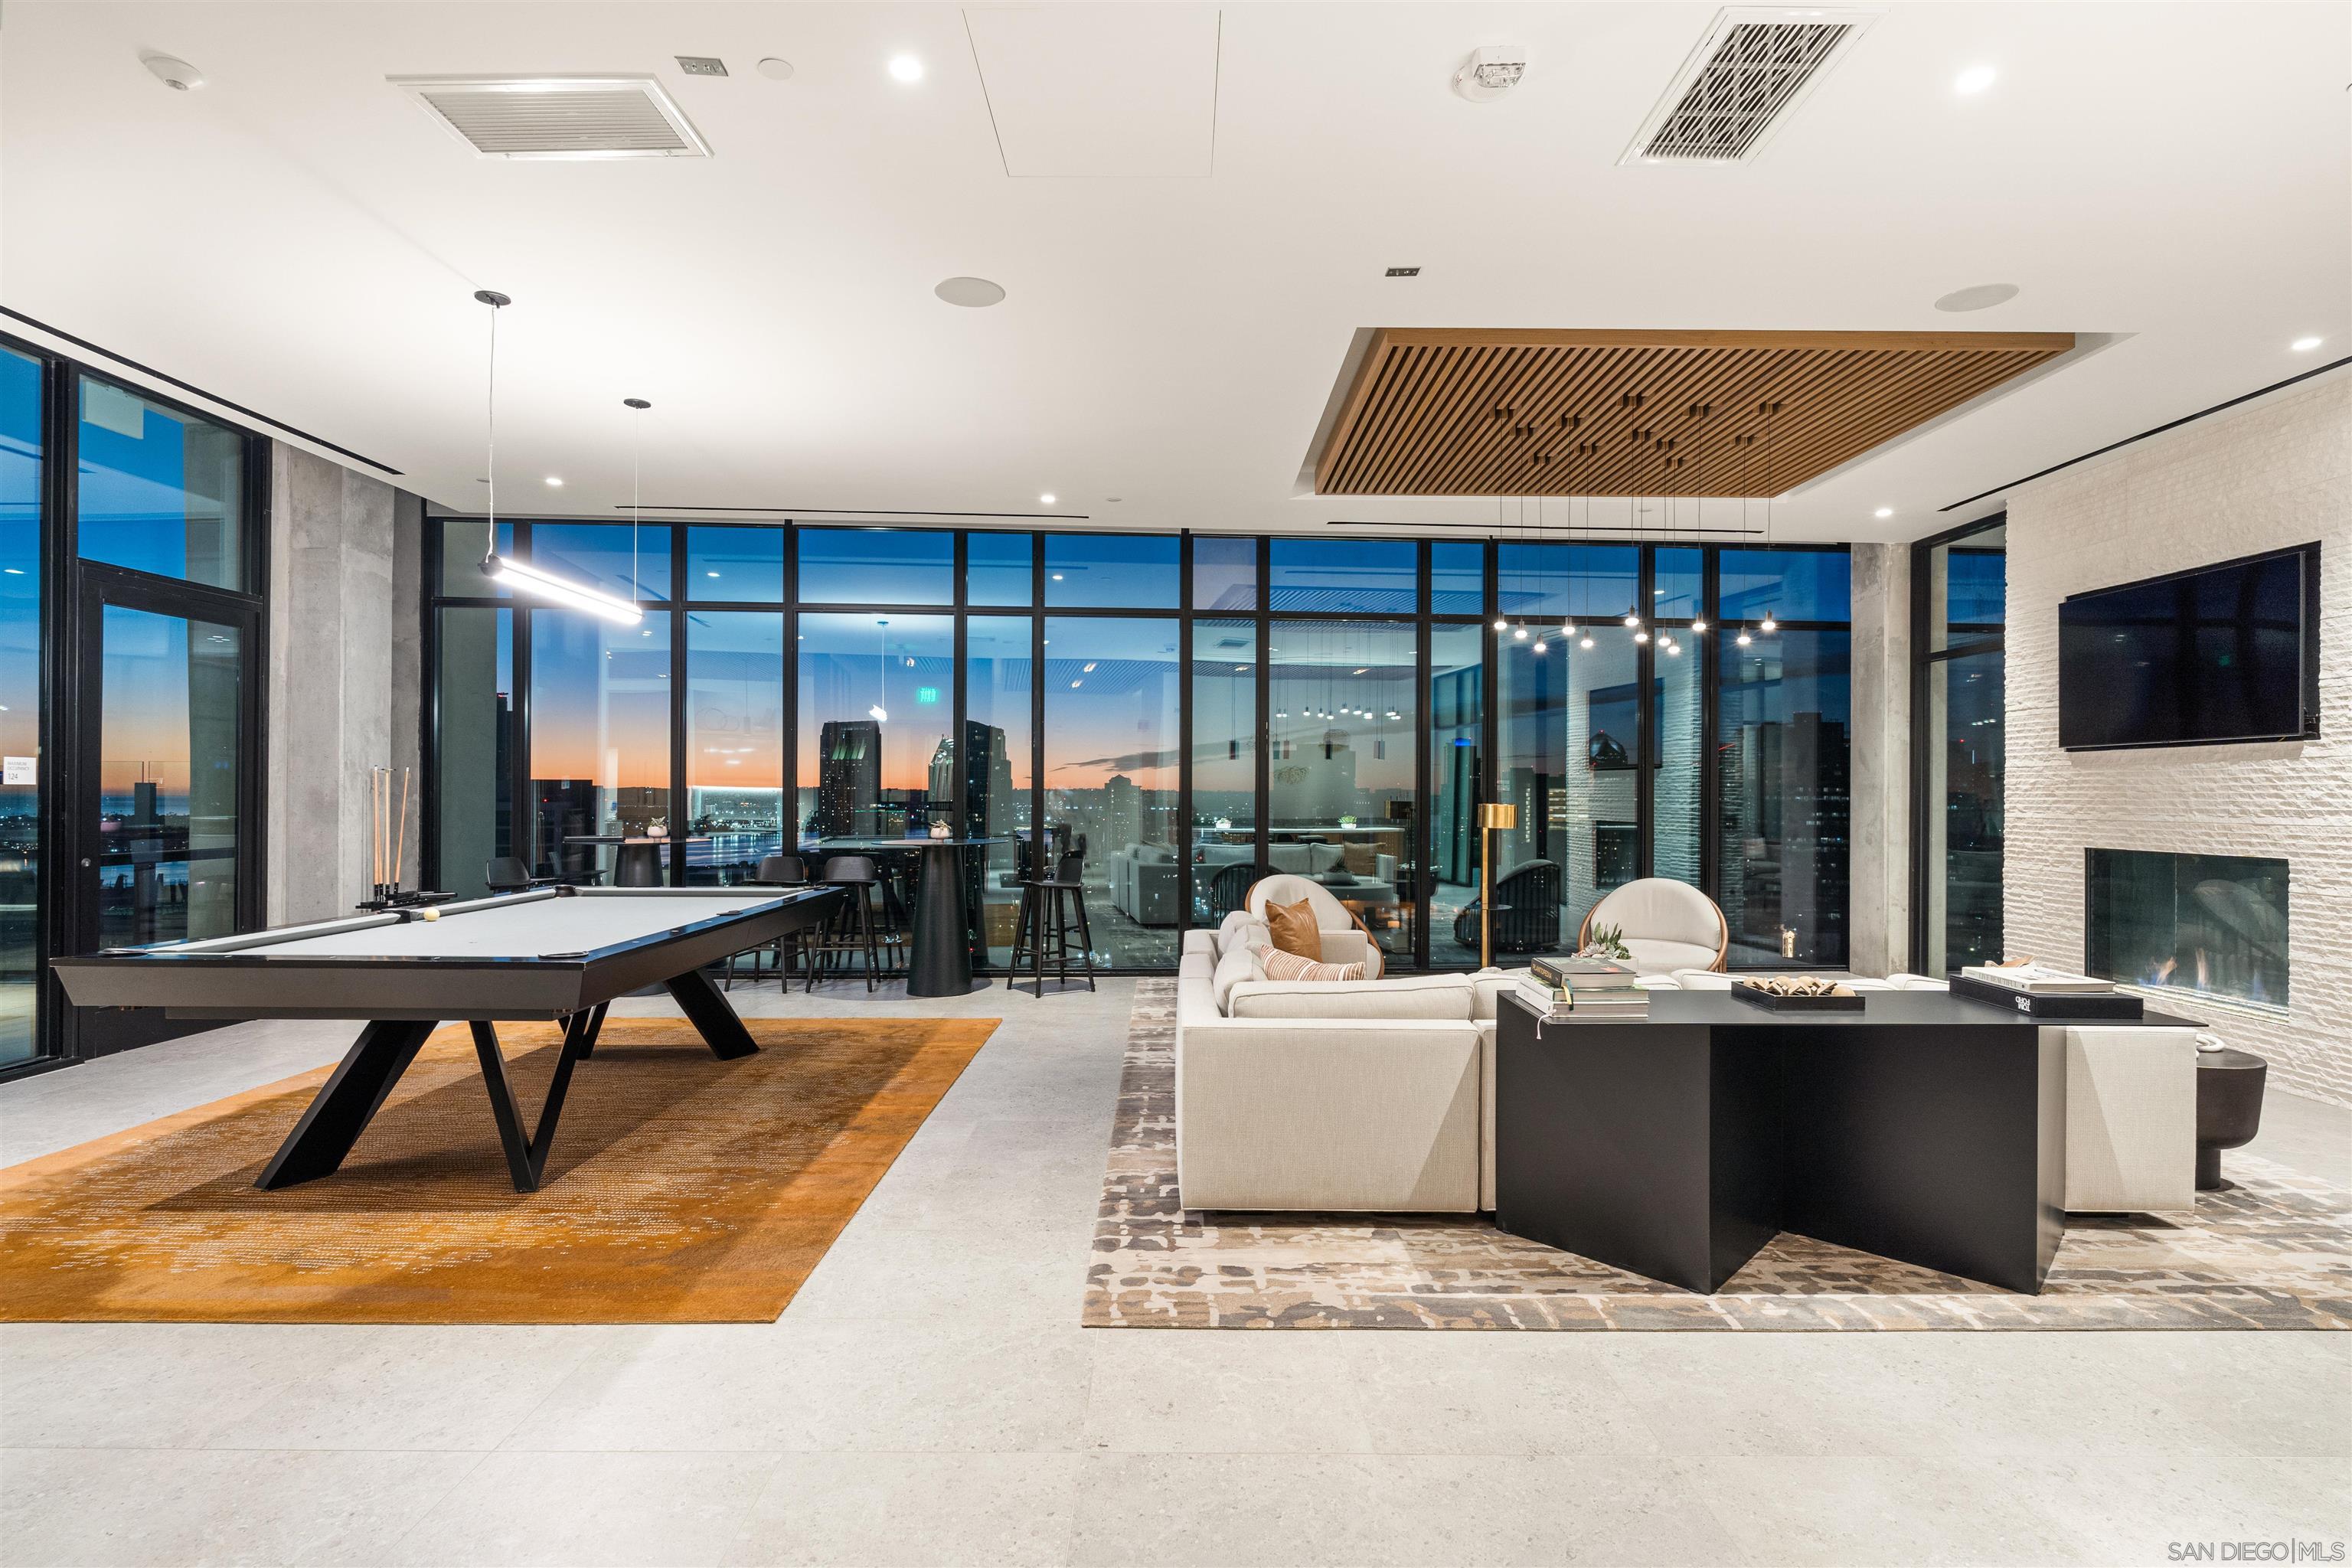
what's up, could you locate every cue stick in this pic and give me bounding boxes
[394,766,410,894]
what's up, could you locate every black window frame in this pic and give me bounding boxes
[423,519,1854,975]
[4,331,273,1076]
[1909,511,2008,976]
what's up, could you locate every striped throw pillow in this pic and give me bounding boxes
[1255,945,1367,983]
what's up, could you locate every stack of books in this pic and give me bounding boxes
[1516,956,1649,1021]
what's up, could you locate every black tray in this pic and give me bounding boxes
[1730,982,1867,1012]
[1949,972,2145,1019]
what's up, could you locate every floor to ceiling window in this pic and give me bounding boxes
[433,606,511,899]
[965,612,1033,969]
[1716,549,1854,968]
[425,521,1855,973]
[96,606,243,949]
[530,606,672,883]
[797,611,956,841]
[1190,616,1257,923]
[685,612,785,885]
[1268,619,1416,966]
[1044,612,1181,968]
[1426,622,1485,969]
[1,348,41,1067]
[32,357,270,1064]
[1491,544,1655,959]
[1913,518,2006,975]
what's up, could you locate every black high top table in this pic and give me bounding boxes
[801,837,1001,997]
[1492,988,2199,1295]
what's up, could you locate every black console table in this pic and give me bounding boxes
[1492,988,2198,1295]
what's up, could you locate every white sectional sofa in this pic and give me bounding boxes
[1173,932,2198,1218]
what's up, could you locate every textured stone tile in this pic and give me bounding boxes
[725,1451,1083,1567]
[0,1446,482,1568]
[1682,1455,2092,1566]
[369,1449,773,1567]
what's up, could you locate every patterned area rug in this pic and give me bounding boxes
[1085,982,2351,1330]
[3,1015,995,1324]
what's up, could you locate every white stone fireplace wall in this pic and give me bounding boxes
[2003,370,2350,1106]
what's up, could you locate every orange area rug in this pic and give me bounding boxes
[1,1015,995,1324]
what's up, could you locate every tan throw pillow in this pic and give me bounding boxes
[1258,945,1366,983]
[1263,897,1323,962]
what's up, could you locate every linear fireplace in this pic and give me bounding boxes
[2084,848,2289,1010]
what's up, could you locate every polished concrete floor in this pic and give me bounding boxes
[2,977,2346,1567]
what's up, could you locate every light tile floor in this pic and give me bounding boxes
[2,977,2347,1567]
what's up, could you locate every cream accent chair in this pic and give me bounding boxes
[1246,873,1384,977]
[1579,878,1729,975]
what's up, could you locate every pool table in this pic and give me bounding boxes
[51,885,843,1193]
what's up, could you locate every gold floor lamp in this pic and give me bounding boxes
[1478,802,1518,970]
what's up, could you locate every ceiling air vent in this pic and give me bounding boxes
[389,74,711,159]
[1621,8,1878,165]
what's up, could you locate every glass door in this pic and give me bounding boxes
[71,577,260,975]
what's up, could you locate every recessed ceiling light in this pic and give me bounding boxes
[544,475,564,487]
[1039,492,1057,505]
[1934,282,2020,313]
[2291,335,2324,352]
[1875,506,1893,518]
[1954,64,1997,94]
[934,276,1005,308]
[756,57,795,81]
[888,54,924,83]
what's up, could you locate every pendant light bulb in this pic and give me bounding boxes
[1532,639,1547,655]
[1737,629,1753,646]
[1579,635,1594,649]
[1761,613,1778,633]
[1635,629,1650,644]
[1690,617,1707,634]
[1623,612,1641,629]
[1492,616,1508,632]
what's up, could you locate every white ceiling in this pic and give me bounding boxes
[3,1,2346,544]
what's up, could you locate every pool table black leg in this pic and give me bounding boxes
[470,1010,601,1193]
[663,966,760,1060]
[256,1018,439,1190]
[574,1001,609,1060]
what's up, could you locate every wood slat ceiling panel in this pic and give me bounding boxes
[1315,329,2075,497]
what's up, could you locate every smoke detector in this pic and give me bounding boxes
[141,54,204,91]
[1454,47,1529,103]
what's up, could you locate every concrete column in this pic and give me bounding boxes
[1847,541,1910,976]
[266,443,416,923]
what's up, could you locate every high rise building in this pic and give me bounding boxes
[813,719,880,837]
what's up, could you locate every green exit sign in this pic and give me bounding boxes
[916,686,939,704]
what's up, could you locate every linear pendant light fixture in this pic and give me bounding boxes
[472,288,644,626]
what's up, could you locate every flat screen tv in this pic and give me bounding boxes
[2058,544,2321,750]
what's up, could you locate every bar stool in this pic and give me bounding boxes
[726,854,811,991]
[808,856,902,992]
[1008,848,1097,996]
